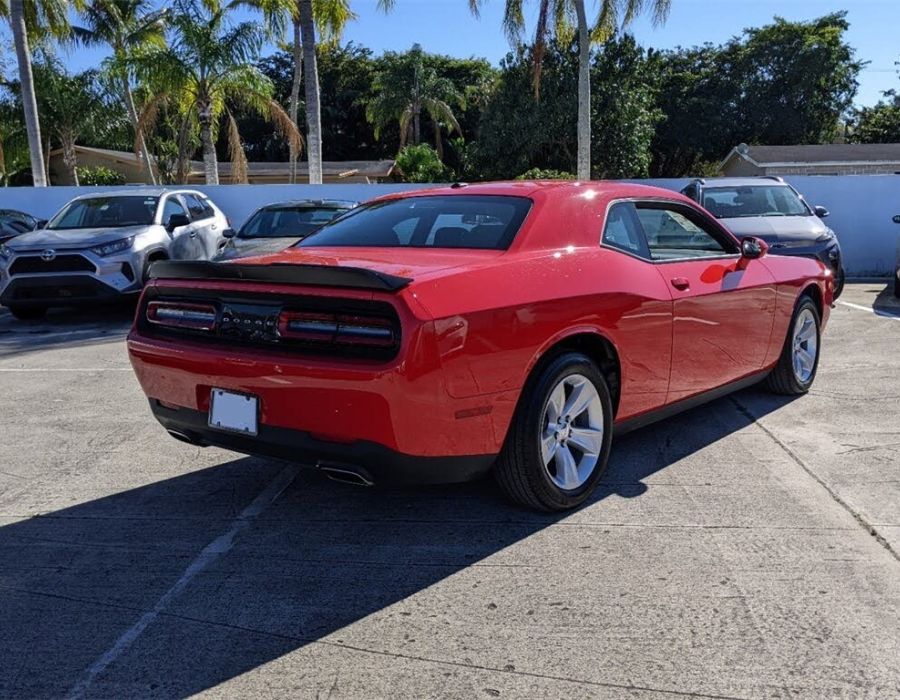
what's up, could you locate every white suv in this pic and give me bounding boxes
[0,188,229,320]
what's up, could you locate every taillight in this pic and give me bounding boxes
[278,310,395,348]
[147,301,217,331]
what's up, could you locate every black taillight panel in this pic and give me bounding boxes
[138,286,401,361]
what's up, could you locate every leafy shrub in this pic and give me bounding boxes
[394,144,449,183]
[77,165,126,186]
[516,167,575,181]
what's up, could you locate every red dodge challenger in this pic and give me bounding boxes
[127,182,833,510]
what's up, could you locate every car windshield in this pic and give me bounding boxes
[47,196,159,230]
[298,195,532,250]
[239,206,349,239]
[701,186,811,219]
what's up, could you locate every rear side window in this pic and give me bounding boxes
[602,202,649,258]
[184,194,214,221]
[299,196,532,250]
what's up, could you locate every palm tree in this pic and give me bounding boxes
[260,0,352,183]
[134,0,301,185]
[34,62,119,185]
[503,0,670,179]
[1,0,75,186]
[75,0,169,185]
[366,44,464,158]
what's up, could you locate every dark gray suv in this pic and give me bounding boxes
[682,177,844,298]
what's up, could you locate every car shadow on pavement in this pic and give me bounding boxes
[0,303,135,358]
[870,283,900,315]
[0,387,796,697]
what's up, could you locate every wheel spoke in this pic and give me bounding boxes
[562,379,594,420]
[541,431,558,465]
[546,383,565,424]
[555,446,580,490]
[798,318,815,342]
[798,348,814,372]
[567,426,603,456]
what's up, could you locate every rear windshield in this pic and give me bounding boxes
[48,196,159,230]
[240,206,349,239]
[298,195,532,250]
[701,186,810,219]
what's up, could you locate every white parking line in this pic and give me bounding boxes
[65,464,299,700]
[837,300,900,321]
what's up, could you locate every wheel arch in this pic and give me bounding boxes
[800,282,823,317]
[523,329,622,418]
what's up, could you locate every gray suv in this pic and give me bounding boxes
[0,188,229,319]
[682,177,844,298]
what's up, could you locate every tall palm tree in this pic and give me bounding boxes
[262,0,352,183]
[134,0,301,185]
[75,0,169,185]
[503,0,670,179]
[1,0,75,186]
[366,44,464,158]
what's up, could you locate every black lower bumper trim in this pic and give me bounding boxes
[150,401,495,485]
[0,274,136,307]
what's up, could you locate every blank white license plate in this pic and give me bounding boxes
[209,389,258,436]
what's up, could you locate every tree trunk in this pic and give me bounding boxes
[413,109,421,146]
[574,0,591,181]
[9,0,47,187]
[123,78,157,185]
[434,123,443,160]
[62,133,79,186]
[198,103,219,185]
[299,0,323,185]
[288,14,302,184]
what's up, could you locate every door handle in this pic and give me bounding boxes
[670,277,690,291]
[189,231,197,238]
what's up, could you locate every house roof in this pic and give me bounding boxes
[722,143,900,169]
[51,146,395,180]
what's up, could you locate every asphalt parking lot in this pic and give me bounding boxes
[1,283,899,699]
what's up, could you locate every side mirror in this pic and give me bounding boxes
[892,215,900,224]
[34,219,48,230]
[740,236,768,260]
[222,228,236,239]
[814,205,830,218]
[166,213,190,232]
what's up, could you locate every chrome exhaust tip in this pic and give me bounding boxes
[317,462,374,487]
[167,429,203,446]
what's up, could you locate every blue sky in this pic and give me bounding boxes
[9,0,900,106]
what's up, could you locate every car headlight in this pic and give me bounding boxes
[0,243,10,260]
[90,237,134,257]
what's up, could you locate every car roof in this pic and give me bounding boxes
[370,180,687,203]
[693,177,790,189]
[258,200,358,209]
[67,187,209,200]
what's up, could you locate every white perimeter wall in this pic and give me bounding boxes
[2,177,897,276]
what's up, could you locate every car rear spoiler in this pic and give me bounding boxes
[148,260,412,292]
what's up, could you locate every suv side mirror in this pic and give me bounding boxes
[166,213,190,232]
[222,228,236,239]
[34,219,48,230]
[892,215,900,224]
[814,205,830,218]
[740,236,768,260]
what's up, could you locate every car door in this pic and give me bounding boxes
[161,195,200,260]
[633,200,777,403]
[182,194,221,259]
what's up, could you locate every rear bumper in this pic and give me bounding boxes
[149,400,495,485]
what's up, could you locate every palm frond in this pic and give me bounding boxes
[225,108,249,183]
[268,98,304,161]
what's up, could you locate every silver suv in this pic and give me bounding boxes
[0,188,229,320]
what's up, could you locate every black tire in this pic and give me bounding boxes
[894,275,900,299]
[495,352,614,511]
[142,254,167,286]
[9,305,46,321]
[764,295,821,396]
